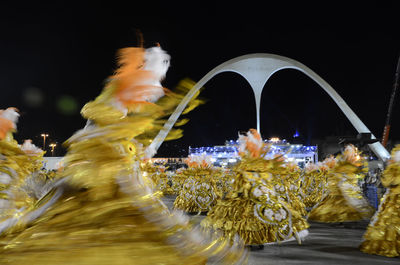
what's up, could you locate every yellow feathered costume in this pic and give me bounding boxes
[0,46,247,265]
[359,145,400,257]
[0,109,49,227]
[308,144,374,222]
[173,155,221,214]
[201,129,309,246]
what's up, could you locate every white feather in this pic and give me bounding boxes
[144,46,170,81]
[1,108,19,128]
[246,130,263,149]
[237,133,247,154]
[20,139,42,155]
[138,46,171,103]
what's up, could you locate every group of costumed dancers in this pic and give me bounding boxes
[168,130,400,257]
[0,43,398,264]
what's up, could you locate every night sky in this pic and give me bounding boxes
[1,2,399,157]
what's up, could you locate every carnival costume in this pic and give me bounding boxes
[173,155,221,213]
[308,144,374,223]
[170,166,187,195]
[0,109,52,226]
[282,162,307,217]
[201,129,309,246]
[0,46,247,265]
[214,167,234,198]
[142,161,174,195]
[359,145,400,257]
[300,162,327,210]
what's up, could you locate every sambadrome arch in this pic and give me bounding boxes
[147,54,391,162]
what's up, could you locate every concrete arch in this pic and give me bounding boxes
[147,54,390,161]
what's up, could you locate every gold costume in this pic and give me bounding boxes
[0,113,49,224]
[142,162,174,196]
[308,145,374,223]
[282,162,307,217]
[201,129,309,246]
[359,145,400,257]
[173,157,221,213]
[214,167,234,198]
[300,163,327,210]
[170,167,187,195]
[0,46,247,264]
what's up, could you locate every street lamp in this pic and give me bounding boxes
[41,133,49,150]
[49,143,56,156]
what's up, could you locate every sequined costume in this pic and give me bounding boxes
[0,46,247,265]
[214,167,234,198]
[170,167,187,195]
[300,162,327,210]
[201,129,309,246]
[0,109,51,224]
[359,145,400,257]
[282,162,307,217]
[308,144,374,223]
[142,161,174,196]
[173,155,221,213]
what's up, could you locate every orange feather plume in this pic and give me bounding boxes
[0,116,13,140]
[110,47,163,107]
[0,107,19,140]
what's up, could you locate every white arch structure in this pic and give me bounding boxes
[148,54,390,161]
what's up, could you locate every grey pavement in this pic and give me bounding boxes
[161,195,399,265]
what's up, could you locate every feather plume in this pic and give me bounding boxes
[0,107,19,140]
[111,46,169,107]
[237,129,264,158]
[20,139,43,156]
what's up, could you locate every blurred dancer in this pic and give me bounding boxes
[308,144,374,222]
[300,161,324,210]
[359,145,400,257]
[0,108,52,227]
[282,161,307,217]
[0,46,247,264]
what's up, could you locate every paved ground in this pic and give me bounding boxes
[162,195,399,265]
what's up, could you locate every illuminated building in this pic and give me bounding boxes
[188,138,318,168]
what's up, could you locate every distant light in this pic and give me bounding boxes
[270,137,280,143]
[22,86,44,108]
[293,130,300,138]
[56,95,79,115]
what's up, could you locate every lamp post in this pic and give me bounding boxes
[49,143,56,156]
[41,133,49,150]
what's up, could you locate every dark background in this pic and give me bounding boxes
[1,2,399,157]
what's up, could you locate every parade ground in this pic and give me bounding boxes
[162,195,398,265]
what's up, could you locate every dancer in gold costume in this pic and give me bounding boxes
[302,156,337,214]
[359,145,400,257]
[214,167,234,199]
[282,162,307,217]
[0,46,247,264]
[201,129,309,247]
[0,108,51,224]
[142,161,174,195]
[300,162,325,210]
[170,166,187,195]
[173,155,221,214]
[308,144,374,223]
